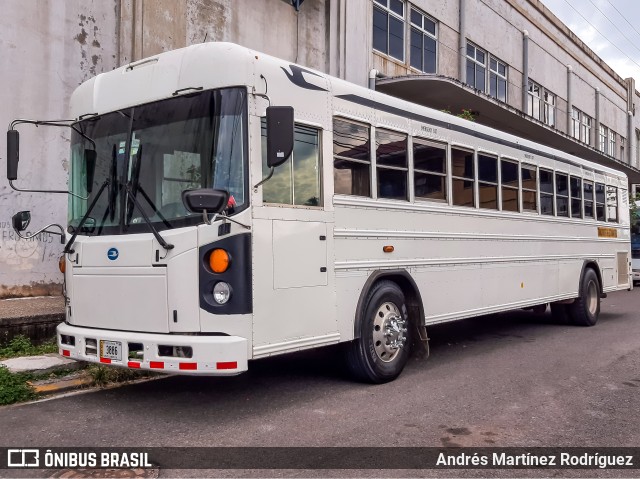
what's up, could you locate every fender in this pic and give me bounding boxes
[354,269,425,339]
[579,259,604,297]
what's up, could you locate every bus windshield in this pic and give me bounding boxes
[68,87,247,235]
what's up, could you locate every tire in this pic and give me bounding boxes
[346,280,411,383]
[569,268,601,326]
[550,303,571,323]
[531,304,547,315]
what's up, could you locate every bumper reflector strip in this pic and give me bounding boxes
[179,362,197,371]
[128,361,141,369]
[100,358,112,364]
[61,350,70,357]
[149,361,164,369]
[216,361,237,370]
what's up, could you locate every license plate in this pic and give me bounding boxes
[100,340,122,361]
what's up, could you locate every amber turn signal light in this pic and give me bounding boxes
[58,255,66,274]
[209,249,230,273]
[383,245,394,253]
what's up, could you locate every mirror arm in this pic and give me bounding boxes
[220,212,250,230]
[9,180,89,200]
[253,167,275,189]
[14,223,66,244]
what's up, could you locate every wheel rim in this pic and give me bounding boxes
[586,279,598,315]
[372,302,407,362]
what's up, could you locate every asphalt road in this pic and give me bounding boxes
[1,288,639,478]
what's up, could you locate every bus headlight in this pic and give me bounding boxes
[213,282,231,304]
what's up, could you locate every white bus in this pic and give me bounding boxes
[633,200,640,284]
[7,43,633,383]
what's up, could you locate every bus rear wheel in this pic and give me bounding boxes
[569,268,600,326]
[346,280,411,383]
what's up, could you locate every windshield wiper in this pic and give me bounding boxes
[124,184,174,251]
[64,179,110,254]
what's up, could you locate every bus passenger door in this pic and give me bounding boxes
[251,120,338,358]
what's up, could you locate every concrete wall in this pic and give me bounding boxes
[0,0,118,298]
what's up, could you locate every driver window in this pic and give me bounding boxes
[261,119,321,207]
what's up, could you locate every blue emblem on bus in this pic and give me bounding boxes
[107,248,119,261]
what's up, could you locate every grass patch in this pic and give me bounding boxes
[0,366,35,405]
[87,365,156,387]
[0,335,58,360]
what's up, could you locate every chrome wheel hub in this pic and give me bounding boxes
[587,280,598,315]
[373,302,407,362]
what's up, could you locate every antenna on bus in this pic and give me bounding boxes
[203,33,208,43]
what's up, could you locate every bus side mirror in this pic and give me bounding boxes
[182,188,229,215]
[12,211,31,232]
[266,106,294,168]
[85,149,97,194]
[7,130,19,181]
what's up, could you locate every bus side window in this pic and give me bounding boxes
[376,128,408,200]
[261,119,321,206]
[521,163,537,212]
[555,172,569,217]
[539,168,554,215]
[570,176,583,219]
[583,180,594,218]
[595,182,606,221]
[333,118,371,197]
[501,159,519,212]
[451,147,475,207]
[413,138,446,202]
[478,153,498,210]
[606,185,618,223]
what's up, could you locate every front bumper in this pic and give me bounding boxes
[57,323,248,376]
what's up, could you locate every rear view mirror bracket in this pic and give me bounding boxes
[11,211,66,244]
[7,119,95,199]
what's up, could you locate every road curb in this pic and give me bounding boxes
[29,371,93,395]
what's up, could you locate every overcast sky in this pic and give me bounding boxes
[540,0,640,83]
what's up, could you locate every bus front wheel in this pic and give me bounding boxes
[346,280,411,383]
[570,268,601,327]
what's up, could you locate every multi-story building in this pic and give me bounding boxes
[1,0,639,296]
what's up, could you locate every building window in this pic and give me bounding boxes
[581,113,592,144]
[333,118,371,197]
[521,163,537,212]
[599,124,608,154]
[373,0,405,62]
[466,43,486,92]
[571,108,592,144]
[410,8,437,73]
[621,137,625,162]
[376,129,408,200]
[466,42,508,101]
[527,80,555,127]
[608,130,615,158]
[609,130,616,159]
[478,153,498,209]
[489,57,507,102]
[501,159,519,212]
[451,147,475,207]
[413,138,446,201]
